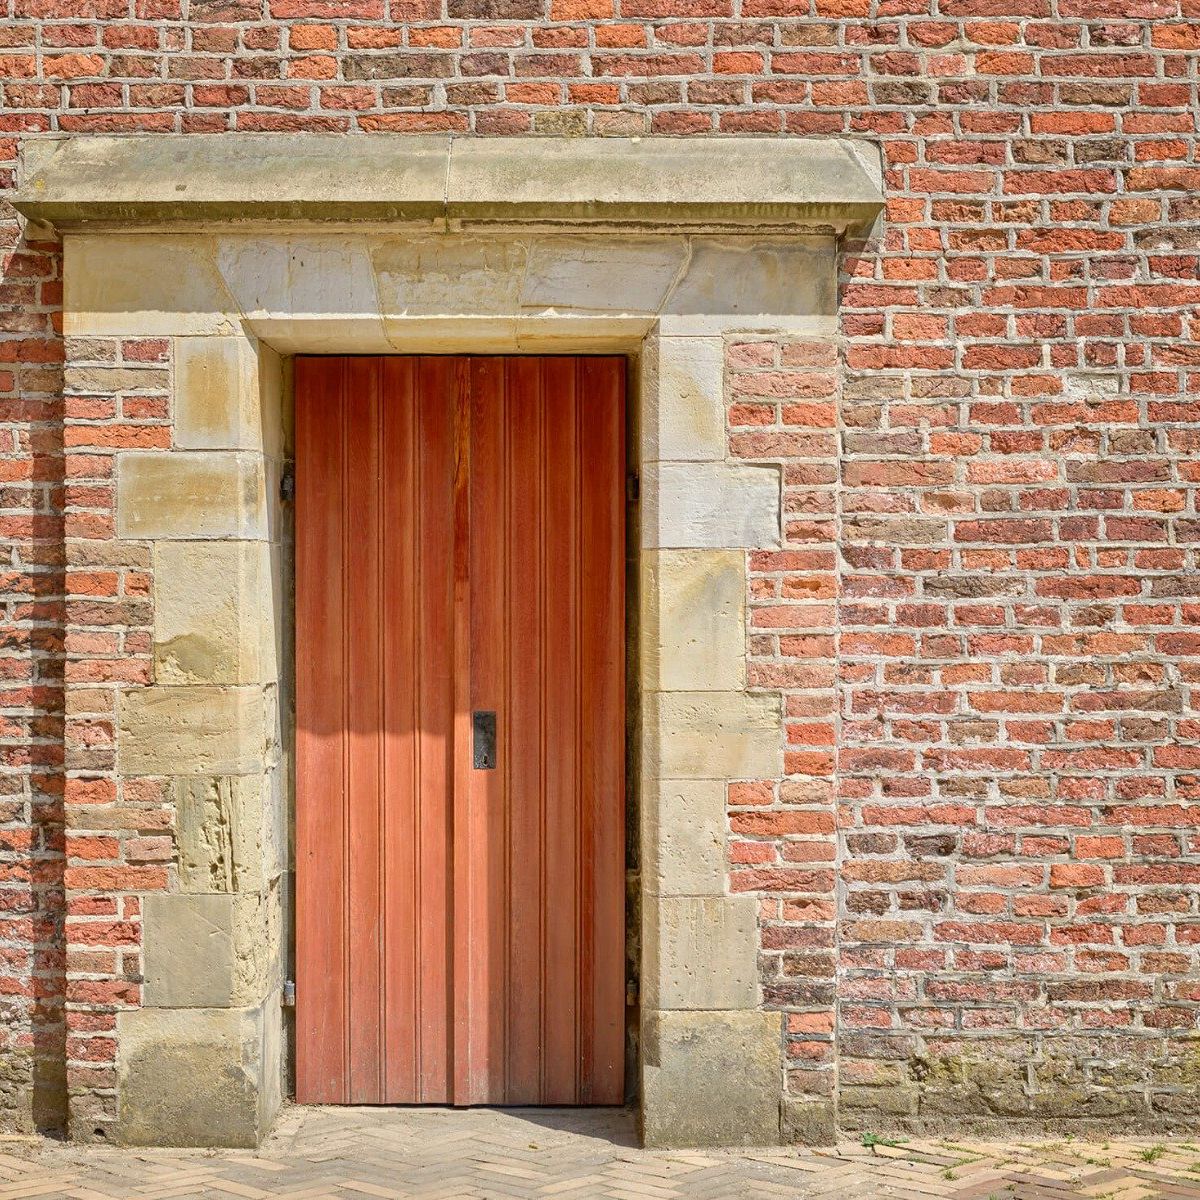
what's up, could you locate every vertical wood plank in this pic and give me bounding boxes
[295,356,349,1104]
[381,357,419,1102]
[344,357,383,1103]
[578,356,627,1105]
[540,357,581,1104]
[418,356,458,1103]
[465,357,507,1105]
[503,356,545,1104]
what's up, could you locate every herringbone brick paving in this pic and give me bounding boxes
[4,1107,1200,1200]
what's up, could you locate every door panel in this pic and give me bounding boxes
[295,357,459,1104]
[295,356,625,1107]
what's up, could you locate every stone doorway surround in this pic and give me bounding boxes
[14,134,883,1149]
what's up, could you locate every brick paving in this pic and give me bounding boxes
[4,1107,1200,1200]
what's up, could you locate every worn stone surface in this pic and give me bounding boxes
[642,691,782,780]
[641,335,725,464]
[142,894,234,1008]
[642,1010,782,1147]
[117,686,268,776]
[117,451,267,541]
[641,463,781,550]
[115,1004,273,1148]
[153,541,276,686]
[520,237,687,315]
[174,336,270,453]
[13,134,885,230]
[175,775,283,895]
[642,779,726,897]
[640,550,745,693]
[232,883,282,1007]
[642,895,759,1011]
[64,233,238,336]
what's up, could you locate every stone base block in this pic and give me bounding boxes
[641,1010,782,1147]
[116,999,281,1147]
[781,1098,837,1146]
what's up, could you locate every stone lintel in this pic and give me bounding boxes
[15,134,884,233]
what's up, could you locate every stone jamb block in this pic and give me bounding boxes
[142,894,234,1008]
[642,894,759,1011]
[642,1010,783,1147]
[153,540,276,686]
[117,451,268,542]
[642,690,783,781]
[117,685,268,776]
[641,463,782,551]
[640,549,746,693]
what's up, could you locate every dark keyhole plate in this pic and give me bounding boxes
[473,710,497,770]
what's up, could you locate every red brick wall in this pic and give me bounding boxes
[2,0,1199,1136]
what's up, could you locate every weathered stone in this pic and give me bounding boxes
[373,236,527,318]
[116,1003,277,1147]
[118,686,267,776]
[642,463,781,550]
[64,233,237,336]
[664,239,836,325]
[640,550,745,692]
[641,335,725,463]
[520,237,687,315]
[153,541,276,686]
[117,451,267,541]
[232,882,282,1007]
[215,233,386,351]
[781,1099,837,1146]
[642,1010,782,1147]
[643,895,758,1010]
[642,778,726,896]
[19,135,884,232]
[643,691,782,780]
[174,337,264,453]
[175,774,283,894]
[142,894,233,1008]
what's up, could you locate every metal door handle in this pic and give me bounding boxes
[473,710,497,770]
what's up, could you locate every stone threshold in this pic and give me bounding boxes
[13,133,884,233]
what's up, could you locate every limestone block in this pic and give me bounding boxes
[116,1003,272,1147]
[64,234,238,336]
[643,691,782,781]
[117,451,267,541]
[641,336,725,463]
[520,237,687,315]
[174,337,277,454]
[373,236,527,317]
[118,686,267,776]
[153,541,275,686]
[643,895,759,1010]
[642,1010,782,1147]
[663,238,836,324]
[781,1098,838,1146]
[175,774,283,894]
[232,882,281,1007]
[215,233,385,348]
[640,550,745,692]
[216,233,375,320]
[642,778,726,896]
[142,894,233,1007]
[641,463,780,550]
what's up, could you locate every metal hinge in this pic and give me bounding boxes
[282,980,296,1008]
[625,980,638,1008]
[626,472,639,504]
[280,463,295,504]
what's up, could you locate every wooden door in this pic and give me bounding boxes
[294,356,625,1107]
